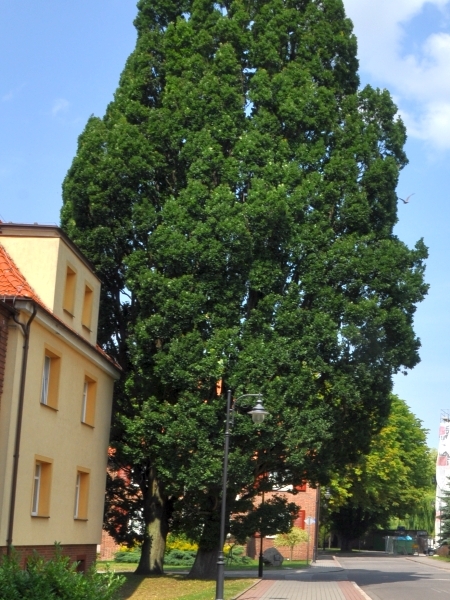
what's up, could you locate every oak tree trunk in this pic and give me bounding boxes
[188,547,219,580]
[135,471,169,575]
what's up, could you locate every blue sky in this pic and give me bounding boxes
[1,1,448,445]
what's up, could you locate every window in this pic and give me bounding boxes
[294,483,307,492]
[63,265,77,315]
[74,468,90,520]
[40,349,60,409]
[81,375,96,426]
[294,509,306,529]
[31,456,53,517]
[82,284,93,330]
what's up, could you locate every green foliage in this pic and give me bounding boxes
[0,546,124,600]
[224,545,251,566]
[166,533,198,553]
[230,496,299,544]
[438,474,450,545]
[61,0,428,572]
[274,527,309,560]
[164,550,197,566]
[327,396,434,546]
[391,449,436,535]
[114,549,141,563]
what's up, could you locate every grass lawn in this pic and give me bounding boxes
[98,559,309,573]
[117,573,256,600]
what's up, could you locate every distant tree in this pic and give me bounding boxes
[274,528,309,561]
[61,0,427,578]
[391,449,436,535]
[438,474,450,545]
[327,396,433,550]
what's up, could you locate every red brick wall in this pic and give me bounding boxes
[99,530,121,560]
[0,544,97,572]
[0,305,10,402]
[246,485,318,561]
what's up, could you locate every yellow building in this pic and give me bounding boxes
[0,223,120,570]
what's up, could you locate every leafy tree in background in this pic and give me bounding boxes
[391,449,436,535]
[327,396,433,550]
[61,0,428,577]
[274,528,309,561]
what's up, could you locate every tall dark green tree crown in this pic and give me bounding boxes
[61,0,428,574]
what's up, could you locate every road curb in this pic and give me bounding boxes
[333,555,344,568]
[351,581,373,600]
[406,556,450,571]
[232,579,271,599]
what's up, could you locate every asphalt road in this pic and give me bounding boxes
[337,555,450,600]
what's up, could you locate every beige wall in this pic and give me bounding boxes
[0,308,117,548]
[0,237,60,311]
[0,323,22,539]
[0,234,100,345]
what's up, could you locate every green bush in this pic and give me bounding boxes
[0,546,124,600]
[113,549,141,563]
[164,549,197,566]
[225,545,251,565]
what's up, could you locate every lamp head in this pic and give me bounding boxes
[248,396,269,424]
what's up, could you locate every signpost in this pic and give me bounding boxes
[305,517,316,563]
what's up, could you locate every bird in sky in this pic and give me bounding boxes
[398,193,415,204]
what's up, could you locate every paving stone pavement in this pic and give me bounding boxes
[233,556,368,600]
[236,580,368,600]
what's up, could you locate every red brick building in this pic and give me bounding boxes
[246,484,319,561]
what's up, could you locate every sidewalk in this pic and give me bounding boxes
[406,555,450,571]
[226,554,344,579]
[233,555,371,600]
[235,580,368,600]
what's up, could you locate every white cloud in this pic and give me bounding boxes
[343,0,450,150]
[51,98,70,116]
[2,83,26,102]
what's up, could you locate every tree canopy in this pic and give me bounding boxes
[61,0,428,577]
[326,396,433,549]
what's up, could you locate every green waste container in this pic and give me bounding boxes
[393,538,414,555]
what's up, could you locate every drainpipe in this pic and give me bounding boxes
[6,301,37,555]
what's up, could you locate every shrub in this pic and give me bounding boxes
[0,546,124,600]
[164,549,197,566]
[224,545,251,565]
[113,549,141,563]
[165,534,198,553]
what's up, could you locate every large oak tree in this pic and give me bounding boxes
[61,0,428,577]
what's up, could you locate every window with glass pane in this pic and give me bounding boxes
[31,457,52,517]
[74,469,90,519]
[31,463,41,515]
[40,350,60,409]
[81,376,96,426]
[40,356,50,404]
[74,473,81,518]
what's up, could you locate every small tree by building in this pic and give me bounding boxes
[273,527,309,561]
[439,483,450,545]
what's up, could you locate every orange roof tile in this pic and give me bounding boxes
[0,244,42,302]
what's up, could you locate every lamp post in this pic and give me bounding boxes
[321,488,332,552]
[258,491,265,578]
[215,390,269,600]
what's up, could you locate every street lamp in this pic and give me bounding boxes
[215,390,269,600]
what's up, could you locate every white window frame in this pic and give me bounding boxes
[81,381,88,423]
[74,472,81,519]
[32,463,41,515]
[40,356,51,405]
